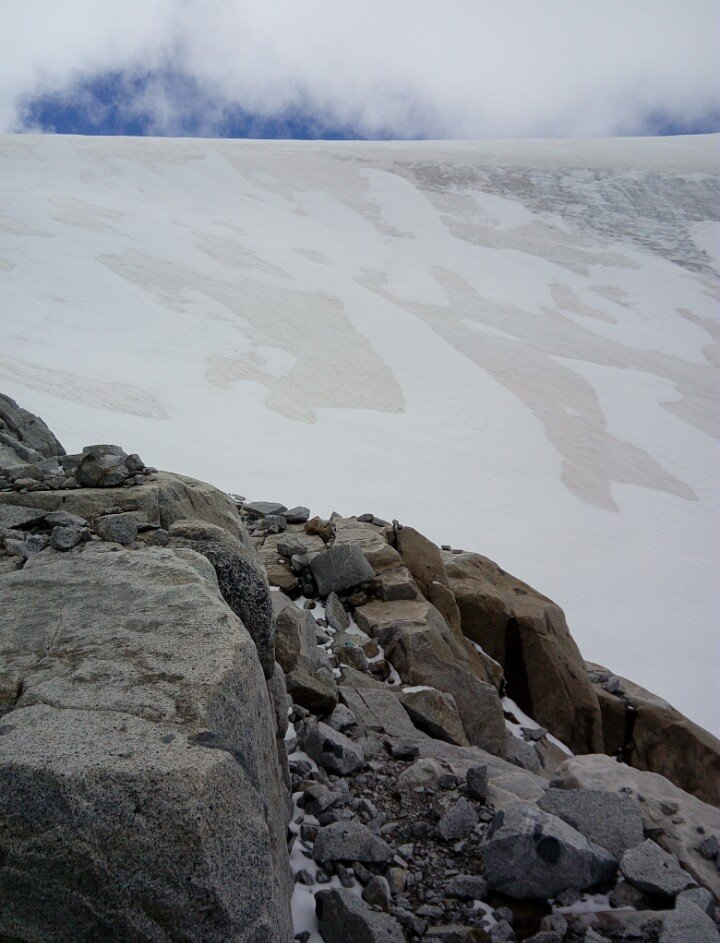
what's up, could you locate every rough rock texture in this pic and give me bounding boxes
[0,545,292,943]
[620,839,695,900]
[553,753,720,898]
[659,901,720,943]
[0,392,65,464]
[587,661,720,806]
[315,888,405,943]
[312,821,394,864]
[355,599,505,755]
[272,593,338,712]
[481,803,617,898]
[400,686,469,746]
[303,721,365,775]
[310,543,375,595]
[444,551,602,755]
[168,519,275,678]
[537,787,644,860]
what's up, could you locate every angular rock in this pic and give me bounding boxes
[315,887,404,943]
[444,551,602,754]
[312,821,394,864]
[284,506,310,524]
[0,545,292,942]
[505,734,542,773]
[303,721,365,775]
[75,445,130,488]
[482,803,617,898]
[447,874,489,900]
[400,685,469,746]
[243,501,287,518]
[362,874,392,911]
[43,509,88,528]
[425,928,491,943]
[0,393,65,462]
[49,524,84,550]
[328,703,356,731]
[537,787,644,860]
[552,753,720,897]
[620,839,695,900]
[339,681,418,739]
[467,764,489,801]
[325,591,350,631]
[0,504,46,530]
[331,518,401,573]
[659,901,720,943]
[287,666,339,715]
[438,797,478,840]
[310,544,375,596]
[95,512,138,545]
[676,885,717,917]
[355,598,506,755]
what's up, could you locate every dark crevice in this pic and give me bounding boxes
[503,617,533,719]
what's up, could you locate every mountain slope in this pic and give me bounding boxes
[0,132,718,732]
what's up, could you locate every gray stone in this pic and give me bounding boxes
[620,840,695,900]
[339,681,417,739]
[75,446,130,488]
[466,765,489,801]
[243,501,287,518]
[0,504,46,530]
[315,887,404,943]
[287,666,339,715]
[659,901,720,943]
[312,821,394,864]
[505,734,542,773]
[49,525,84,550]
[326,592,350,631]
[94,512,138,545]
[537,787,645,860]
[482,803,617,898]
[284,506,310,524]
[362,874,392,911]
[43,510,88,528]
[524,934,562,943]
[0,545,292,942]
[0,393,64,462]
[310,545,375,596]
[425,929,491,943]
[438,798,478,841]
[304,721,364,775]
[22,533,49,557]
[400,686,469,746]
[447,874,489,900]
[328,704,357,731]
[169,519,275,678]
[397,758,446,791]
[676,885,716,917]
[258,513,287,532]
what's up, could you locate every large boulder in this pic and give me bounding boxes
[272,594,338,713]
[331,517,401,573]
[395,524,462,632]
[620,839,695,901]
[310,544,375,595]
[444,551,602,755]
[0,392,65,465]
[168,519,275,678]
[481,803,617,899]
[552,753,720,898]
[586,662,720,806]
[355,598,506,755]
[537,787,644,860]
[0,545,292,942]
[399,685,469,746]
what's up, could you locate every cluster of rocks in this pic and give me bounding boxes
[1,395,718,943]
[1,393,156,493]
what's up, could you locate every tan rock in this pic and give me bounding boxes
[399,686,469,746]
[444,551,602,755]
[332,518,401,573]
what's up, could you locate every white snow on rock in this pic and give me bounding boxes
[0,132,718,732]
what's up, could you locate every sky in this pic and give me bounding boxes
[0,1,719,139]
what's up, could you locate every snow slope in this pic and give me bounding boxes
[0,133,718,733]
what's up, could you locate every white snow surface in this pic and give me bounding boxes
[1,133,718,733]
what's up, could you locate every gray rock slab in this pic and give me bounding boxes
[659,901,720,943]
[310,545,375,596]
[312,821,394,864]
[0,504,46,530]
[315,887,404,943]
[537,787,645,860]
[482,802,617,898]
[303,721,364,775]
[620,839,695,900]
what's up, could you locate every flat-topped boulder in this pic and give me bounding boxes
[0,544,292,942]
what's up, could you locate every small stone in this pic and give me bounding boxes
[243,501,288,517]
[659,901,720,943]
[49,524,84,550]
[295,869,314,885]
[698,835,719,860]
[437,798,478,841]
[326,592,350,631]
[310,545,375,596]
[466,765,488,801]
[446,874,488,900]
[328,704,357,731]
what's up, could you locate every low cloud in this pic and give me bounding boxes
[1,0,718,138]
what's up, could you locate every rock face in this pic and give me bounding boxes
[0,545,292,943]
[0,392,65,465]
[444,551,602,755]
[586,662,720,806]
[482,803,617,899]
[537,787,644,860]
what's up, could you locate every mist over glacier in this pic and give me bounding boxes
[0,132,717,732]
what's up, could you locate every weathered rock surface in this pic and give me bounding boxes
[620,839,695,900]
[355,598,506,755]
[168,519,275,677]
[273,593,338,712]
[303,721,365,774]
[0,392,65,465]
[310,543,375,595]
[400,685,469,746]
[315,887,405,943]
[659,901,720,943]
[312,821,394,864]
[0,545,292,943]
[586,661,720,806]
[552,753,720,897]
[482,803,617,898]
[444,551,602,755]
[537,787,644,860]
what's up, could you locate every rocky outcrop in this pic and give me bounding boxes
[0,545,292,943]
[0,392,64,465]
[587,661,720,806]
[444,551,603,755]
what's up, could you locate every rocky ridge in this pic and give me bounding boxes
[0,395,718,943]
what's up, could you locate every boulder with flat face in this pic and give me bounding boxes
[586,661,720,807]
[537,787,644,860]
[315,887,405,943]
[0,545,292,943]
[310,544,375,595]
[400,685,469,746]
[482,803,617,899]
[444,551,602,755]
[355,598,506,755]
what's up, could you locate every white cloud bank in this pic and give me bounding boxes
[0,0,718,137]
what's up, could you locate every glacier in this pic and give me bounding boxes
[0,132,718,732]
